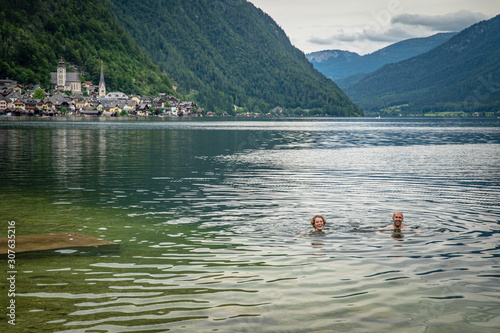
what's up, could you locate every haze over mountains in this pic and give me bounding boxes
[343,14,500,115]
[306,32,457,87]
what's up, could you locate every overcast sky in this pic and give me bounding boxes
[248,0,500,55]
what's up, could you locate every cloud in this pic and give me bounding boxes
[361,26,416,42]
[309,25,417,46]
[307,9,490,53]
[392,10,489,31]
[309,36,338,45]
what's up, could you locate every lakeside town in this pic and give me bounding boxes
[0,59,206,118]
[2,59,498,118]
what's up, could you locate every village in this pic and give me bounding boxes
[0,59,205,117]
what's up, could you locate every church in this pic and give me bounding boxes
[50,59,107,99]
[50,58,81,94]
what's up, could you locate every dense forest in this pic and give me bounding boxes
[108,0,361,115]
[0,0,362,116]
[0,0,176,96]
[344,15,500,115]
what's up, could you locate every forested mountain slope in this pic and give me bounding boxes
[0,0,175,96]
[0,0,362,115]
[306,33,456,85]
[344,15,500,114]
[109,0,362,115]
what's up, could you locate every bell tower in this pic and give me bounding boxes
[99,61,106,99]
[57,58,66,89]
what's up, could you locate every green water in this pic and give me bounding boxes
[1,117,500,332]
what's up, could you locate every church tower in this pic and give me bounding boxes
[99,61,106,99]
[57,58,66,89]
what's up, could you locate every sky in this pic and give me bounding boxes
[248,0,500,55]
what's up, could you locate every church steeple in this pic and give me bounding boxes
[57,58,66,89]
[99,61,106,99]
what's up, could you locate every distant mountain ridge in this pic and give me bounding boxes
[306,32,457,87]
[344,14,500,115]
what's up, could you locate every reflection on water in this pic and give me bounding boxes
[1,118,499,332]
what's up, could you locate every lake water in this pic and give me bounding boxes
[1,117,499,332]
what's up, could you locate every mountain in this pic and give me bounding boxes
[0,0,176,96]
[108,0,361,116]
[306,50,362,82]
[306,32,457,87]
[0,0,362,116]
[344,14,500,115]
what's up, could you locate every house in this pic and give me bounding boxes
[44,101,55,111]
[126,100,137,110]
[89,85,99,95]
[0,97,8,110]
[80,110,101,116]
[75,99,86,110]
[1,107,13,115]
[76,98,95,111]
[24,99,39,112]
[81,81,93,90]
[166,95,179,104]
[12,84,22,94]
[178,101,197,115]
[7,91,22,101]
[13,99,25,110]
[153,97,166,108]
[59,101,70,112]
[103,92,128,100]
[1,87,11,96]
[107,104,121,113]
[136,104,150,116]
[128,95,140,104]
[46,92,71,107]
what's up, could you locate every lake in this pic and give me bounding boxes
[1,117,499,332]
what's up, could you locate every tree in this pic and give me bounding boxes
[33,87,45,99]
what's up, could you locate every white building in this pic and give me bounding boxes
[50,59,81,94]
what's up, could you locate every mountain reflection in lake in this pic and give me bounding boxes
[1,117,499,332]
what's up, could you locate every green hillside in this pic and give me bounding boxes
[0,0,362,116]
[108,0,362,115]
[0,0,175,96]
[345,15,500,115]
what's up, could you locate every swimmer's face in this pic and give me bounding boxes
[313,217,325,231]
[392,212,404,227]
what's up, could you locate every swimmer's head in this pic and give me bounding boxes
[311,215,326,231]
[392,212,404,227]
